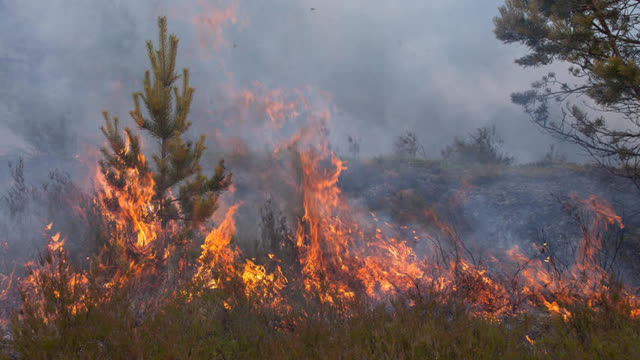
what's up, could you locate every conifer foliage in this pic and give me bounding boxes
[100,16,232,239]
[494,0,640,187]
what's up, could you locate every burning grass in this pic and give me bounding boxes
[6,278,640,359]
[2,6,639,358]
[2,108,640,358]
[1,17,639,354]
[2,145,640,358]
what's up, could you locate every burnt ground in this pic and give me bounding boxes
[339,158,640,287]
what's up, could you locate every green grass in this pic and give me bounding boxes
[5,284,640,360]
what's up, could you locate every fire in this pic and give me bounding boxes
[544,301,571,320]
[48,232,64,252]
[193,0,239,52]
[499,193,638,319]
[236,86,308,130]
[9,96,640,326]
[194,204,288,307]
[195,204,240,290]
[4,41,640,331]
[291,139,429,304]
[242,259,288,304]
[526,334,535,345]
[96,151,159,259]
[196,78,640,319]
[0,272,13,302]
[283,123,640,319]
[19,228,90,324]
[4,10,640,355]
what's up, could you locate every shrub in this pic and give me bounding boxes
[347,135,361,159]
[442,125,514,165]
[393,131,426,160]
[533,144,567,167]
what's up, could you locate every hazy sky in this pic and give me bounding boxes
[0,0,578,165]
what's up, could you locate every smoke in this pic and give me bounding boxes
[0,0,602,268]
[0,0,609,251]
[0,0,578,171]
[1,1,640,327]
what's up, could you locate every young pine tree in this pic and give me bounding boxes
[100,16,232,242]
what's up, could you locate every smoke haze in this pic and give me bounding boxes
[0,0,580,177]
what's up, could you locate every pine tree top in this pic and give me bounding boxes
[100,16,231,248]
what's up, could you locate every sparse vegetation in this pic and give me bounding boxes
[347,135,360,159]
[533,144,567,167]
[393,131,426,160]
[4,158,30,215]
[441,125,514,166]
